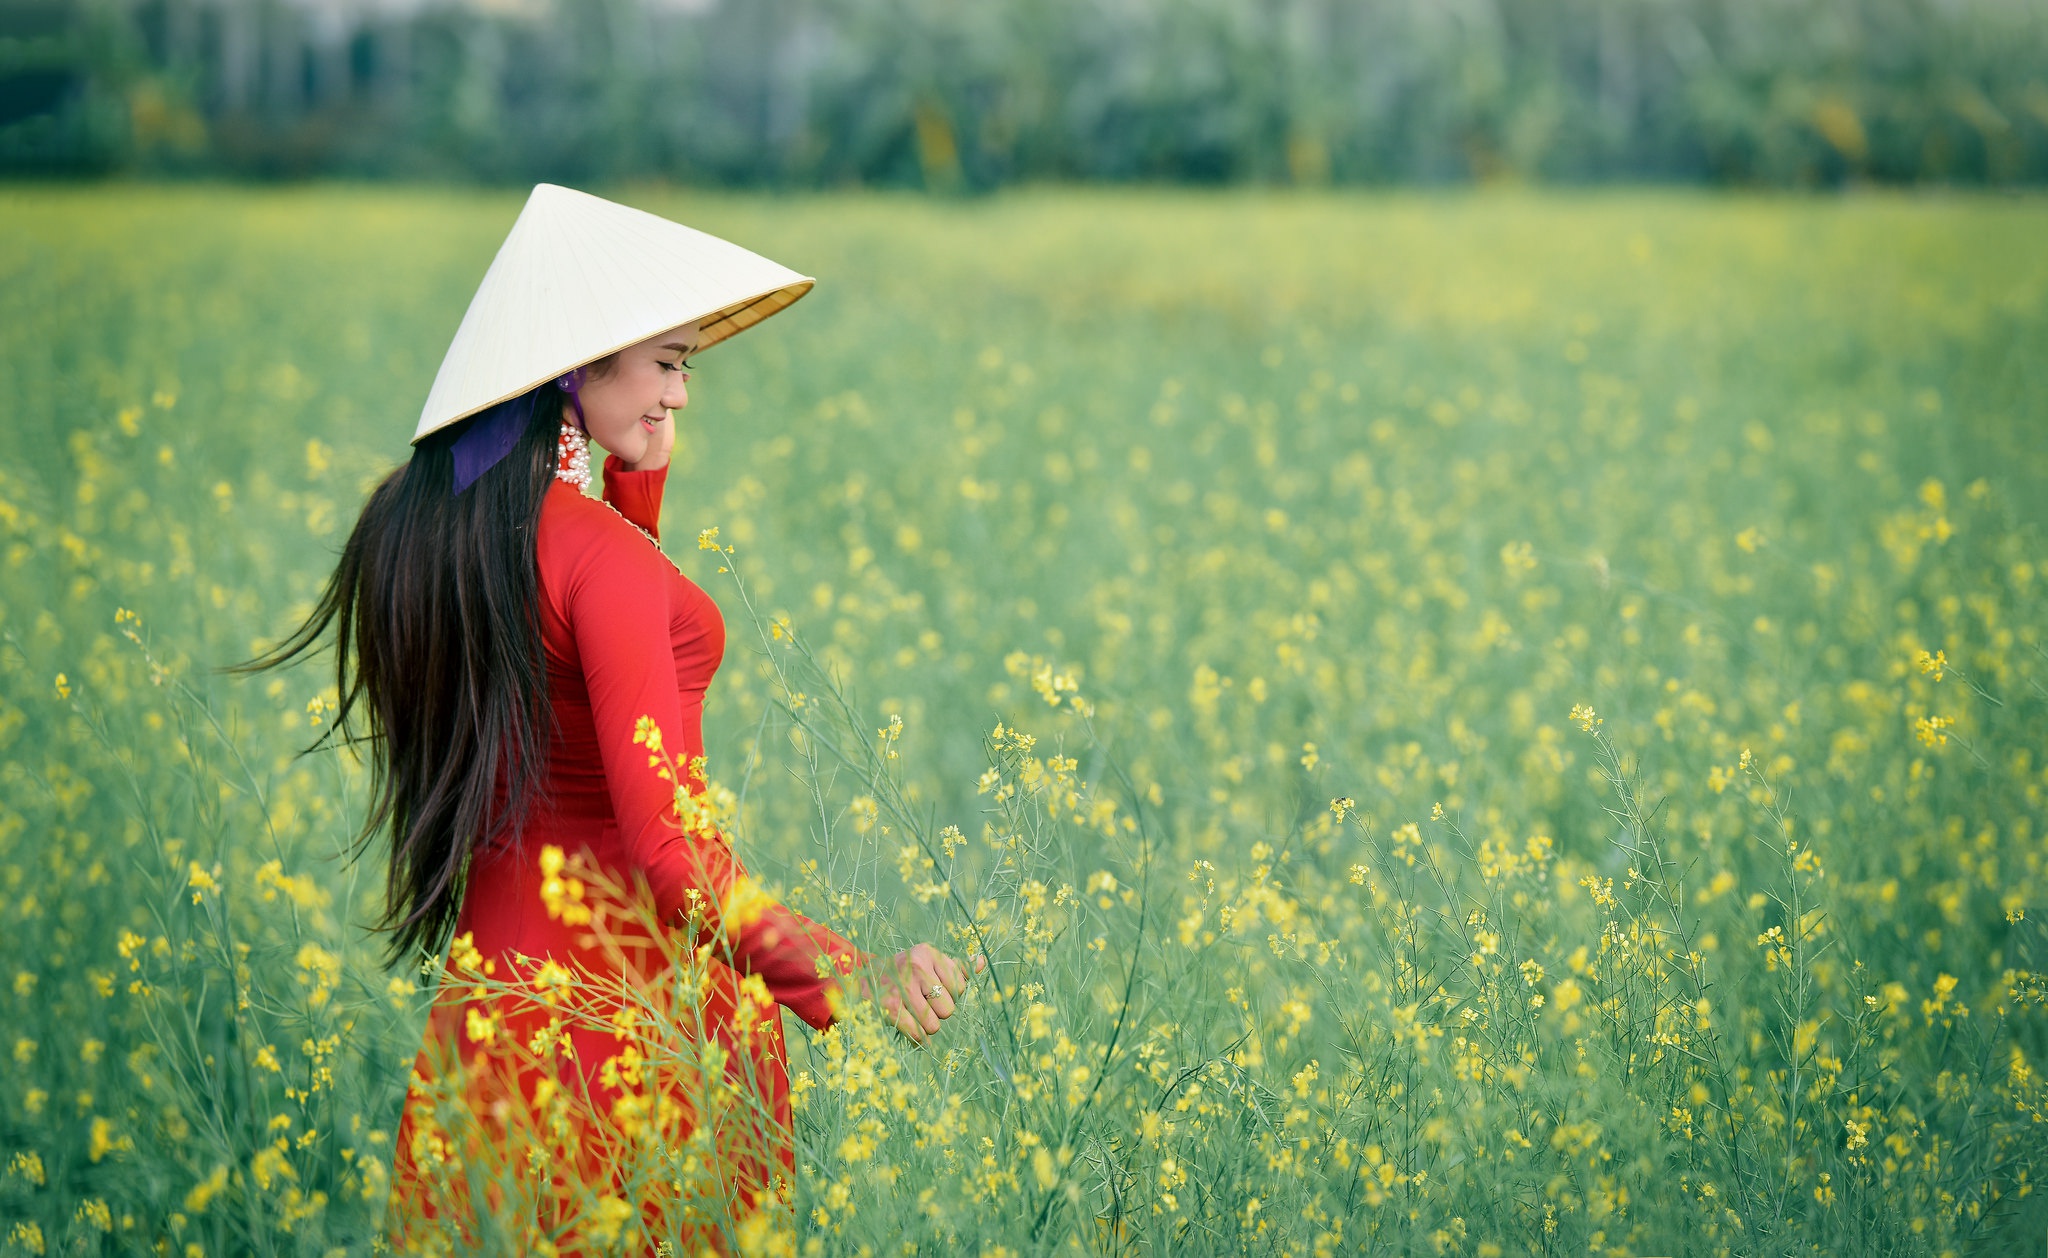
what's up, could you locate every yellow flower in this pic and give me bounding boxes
[185,1164,230,1213]
[721,875,775,934]
[75,1199,112,1233]
[584,1195,636,1245]
[294,943,341,1007]
[88,1116,131,1163]
[527,1018,575,1060]
[538,848,591,925]
[447,932,493,976]
[631,716,666,755]
[530,959,575,1005]
[1025,1001,1054,1041]
[250,1142,295,1190]
[254,860,330,909]
[1550,979,1583,1016]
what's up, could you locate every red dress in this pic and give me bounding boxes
[390,454,866,1254]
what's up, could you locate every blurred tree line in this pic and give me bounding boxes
[3,0,2044,186]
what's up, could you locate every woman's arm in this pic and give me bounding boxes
[564,519,869,1030]
[600,451,665,539]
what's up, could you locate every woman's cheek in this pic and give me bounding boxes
[616,427,644,461]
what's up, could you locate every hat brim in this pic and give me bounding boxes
[413,277,813,446]
[413,183,820,445]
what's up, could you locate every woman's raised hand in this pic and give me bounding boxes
[864,943,987,1043]
[622,411,675,473]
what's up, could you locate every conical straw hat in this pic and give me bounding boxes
[414,183,814,443]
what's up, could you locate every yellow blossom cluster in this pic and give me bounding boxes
[4,186,2047,1252]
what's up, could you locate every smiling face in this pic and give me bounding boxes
[569,321,700,467]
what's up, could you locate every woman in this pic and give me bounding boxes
[237,185,975,1252]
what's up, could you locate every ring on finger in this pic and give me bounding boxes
[927,982,947,1001]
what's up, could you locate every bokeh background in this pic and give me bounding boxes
[5,2,2048,1256]
[5,0,2048,187]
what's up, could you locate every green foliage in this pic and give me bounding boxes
[10,0,2048,185]
[1,185,2047,1253]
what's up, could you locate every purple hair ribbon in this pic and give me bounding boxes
[450,395,533,495]
[557,367,587,430]
[448,369,587,495]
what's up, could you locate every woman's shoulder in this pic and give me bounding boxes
[537,481,675,584]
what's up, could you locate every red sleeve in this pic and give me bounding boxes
[601,451,666,539]
[562,517,869,1030]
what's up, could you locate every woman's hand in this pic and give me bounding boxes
[863,944,986,1043]
[623,412,675,473]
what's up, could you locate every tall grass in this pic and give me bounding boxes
[2,185,2046,1253]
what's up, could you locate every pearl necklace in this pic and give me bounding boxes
[555,419,680,574]
[555,419,593,490]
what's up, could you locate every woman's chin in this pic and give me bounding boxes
[594,437,646,466]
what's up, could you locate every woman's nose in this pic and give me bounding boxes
[663,378,690,410]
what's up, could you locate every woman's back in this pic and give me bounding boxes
[230,185,979,1251]
[390,458,861,1250]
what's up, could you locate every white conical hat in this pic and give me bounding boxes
[413,183,814,443]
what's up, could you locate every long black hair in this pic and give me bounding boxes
[228,380,573,965]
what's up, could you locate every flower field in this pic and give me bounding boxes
[2,184,2047,1255]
